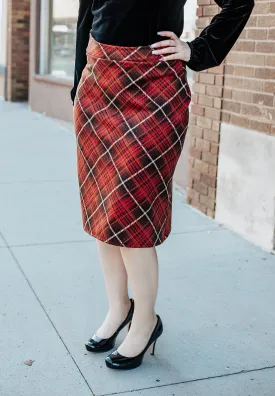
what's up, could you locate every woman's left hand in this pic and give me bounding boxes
[150,31,191,62]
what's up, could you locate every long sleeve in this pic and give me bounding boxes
[71,0,94,105]
[186,0,255,72]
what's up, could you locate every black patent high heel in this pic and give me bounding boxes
[85,299,134,353]
[105,314,163,370]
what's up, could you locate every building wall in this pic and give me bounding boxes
[6,0,30,101]
[186,0,224,217]
[216,0,275,251]
[216,124,275,251]
[187,0,275,251]
[29,0,74,121]
[0,0,7,98]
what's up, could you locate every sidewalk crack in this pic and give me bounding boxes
[2,233,95,396]
[99,364,275,396]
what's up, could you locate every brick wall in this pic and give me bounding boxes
[223,0,275,137]
[187,0,224,217]
[6,0,30,101]
[187,0,275,217]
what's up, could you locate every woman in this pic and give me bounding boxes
[71,0,254,370]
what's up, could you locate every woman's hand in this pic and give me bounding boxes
[150,31,191,62]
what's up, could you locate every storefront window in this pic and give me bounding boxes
[49,0,78,78]
[40,0,78,78]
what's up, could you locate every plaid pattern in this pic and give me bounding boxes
[73,34,191,247]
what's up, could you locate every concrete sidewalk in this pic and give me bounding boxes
[0,100,275,396]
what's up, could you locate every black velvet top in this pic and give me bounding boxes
[71,0,255,103]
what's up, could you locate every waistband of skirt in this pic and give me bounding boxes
[86,33,165,63]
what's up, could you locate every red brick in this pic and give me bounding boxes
[215,75,224,86]
[255,68,275,80]
[191,125,204,138]
[253,93,273,107]
[197,17,211,29]
[246,15,257,28]
[196,138,211,152]
[193,180,208,195]
[193,83,206,94]
[241,103,263,118]
[208,163,218,177]
[250,120,271,134]
[232,90,252,103]
[197,116,212,129]
[253,2,270,14]
[221,112,231,123]
[186,188,200,202]
[197,0,211,5]
[201,173,217,188]
[212,121,220,132]
[243,79,263,92]
[213,98,222,109]
[266,55,275,67]
[190,146,202,160]
[223,88,232,99]
[204,107,221,121]
[234,65,255,77]
[203,129,220,143]
[194,159,209,174]
[268,29,275,40]
[203,5,219,16]
[192,104,205,116]
[230,115,251,129]
[224,65,234,75]
[210,143,219,156]
[208,187,216,199]
[197,6,203,16]
[257,15,275,28]
[199,73,215,84]
[193,200,207,215]
[206,85,223,97]
[222,100,241,113]
[198,95,214,107]
[210,64,224,74]
[191,168,201,181]
[224,76,243,89]
[235,41,255,52]
[256,42,275,53]
[246,29,268,40]
[225,52,245,65]
[200,194,215,210]
[263,81,275,94]
[206,208,215,218]
[202,151,218,166]
[6,0,30,101]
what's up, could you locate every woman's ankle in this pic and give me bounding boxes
[109,297,131,315]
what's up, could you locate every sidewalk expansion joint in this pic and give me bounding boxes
[0,228,226,250]
[1,232,95,396]
[99,364,275,396]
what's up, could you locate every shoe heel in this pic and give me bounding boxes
[150,340,157,356]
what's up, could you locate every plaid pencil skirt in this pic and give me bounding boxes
[73,34,191,248]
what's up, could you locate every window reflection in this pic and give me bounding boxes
[50,0,78,77]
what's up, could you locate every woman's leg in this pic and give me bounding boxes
[117,246,159,357]
[95,240,131,338]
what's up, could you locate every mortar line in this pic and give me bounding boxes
[99,364,275,396]
[0,231,95,396]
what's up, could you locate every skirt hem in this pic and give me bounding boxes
[83,226,171,248]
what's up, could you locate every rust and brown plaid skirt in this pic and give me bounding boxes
[73,34,191,248]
